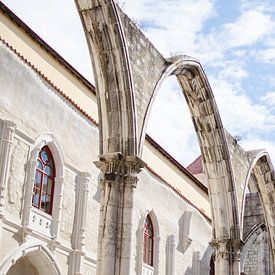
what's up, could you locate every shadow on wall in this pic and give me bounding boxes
[93,174,101,202]
[184,251,201,275]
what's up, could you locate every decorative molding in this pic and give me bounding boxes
[0,119,16,217]
[70,172,91,275]
[0,242,61,275]
[22,134,64,244]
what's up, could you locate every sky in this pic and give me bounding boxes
[2,0,275,166]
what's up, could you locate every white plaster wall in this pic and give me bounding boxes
[133,169,212,275]
[0,41,100,272]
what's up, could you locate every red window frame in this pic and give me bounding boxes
[32,146,55,215]
[143,215,154,266]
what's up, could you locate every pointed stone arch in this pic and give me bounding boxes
[141,55,240,272]
[75,1,241,273]
[0,242,61,275]
[240,150,275,270]
[136,209,160,275]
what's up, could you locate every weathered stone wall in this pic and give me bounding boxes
[243,193,264,238]
[118,7,167,143]
[243,230,273,275]
[242,193,273,275]
[226,131,251,215]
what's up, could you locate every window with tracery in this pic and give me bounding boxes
[143,215,154,266]
[32,146,55,214]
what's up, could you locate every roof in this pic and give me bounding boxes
[186,155,203,175]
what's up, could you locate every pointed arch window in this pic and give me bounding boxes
[32,146,55,214]
[143,215,154,266]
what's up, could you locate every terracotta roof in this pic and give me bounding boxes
[186,155,203,175]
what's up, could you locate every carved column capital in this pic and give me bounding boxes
[94,152,145,185]
[210,238,243,261]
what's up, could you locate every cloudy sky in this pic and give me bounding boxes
[3,0,275,166]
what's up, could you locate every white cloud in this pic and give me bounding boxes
[254,48,275,63]
[223,10,273,48]
[261,92,275,106]
[209,76,275,134]
[241,136,275,165]
[123,0,215,56]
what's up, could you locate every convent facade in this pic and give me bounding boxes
[0,1,274,275]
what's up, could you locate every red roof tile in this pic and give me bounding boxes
[186,155,203,175]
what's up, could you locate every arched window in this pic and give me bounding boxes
[32,146,55,214]
[143,215,154,266]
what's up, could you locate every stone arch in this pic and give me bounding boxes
[142,55,239,241]
[22,134,65,239]
[136,209,160,275]
[201,245,215,275]
[75,1,240,273]
[240,222,265,272]
[75,0,137,156]
[0,242,61,275]
[240,150,275,269]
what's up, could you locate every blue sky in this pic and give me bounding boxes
[3,0,275,166]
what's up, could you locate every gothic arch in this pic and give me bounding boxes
[0,242,61,275]
[22,134,65,239]
[75,1,241,273]
[136,209,160,275]
[201,245,215,275]
[142,55,239,242]
[240,222,265,272]
[240,150,275,268]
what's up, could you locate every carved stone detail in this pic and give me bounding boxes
[70,172,91,275]
[0,119,16,216]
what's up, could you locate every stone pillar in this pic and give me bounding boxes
[166,235,176,275]
[94,153,144,275]
[192,251,201,275]
[0,120,16,217]
[70,172,91,275]
[211,238,242,275]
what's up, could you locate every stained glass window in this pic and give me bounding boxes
[32,146,55,214]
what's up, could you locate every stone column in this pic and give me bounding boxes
[0,120,16,217]
[70,172,91,275]
[211,238,242,275]
[95,153,144,275]
[166,235,176,275]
